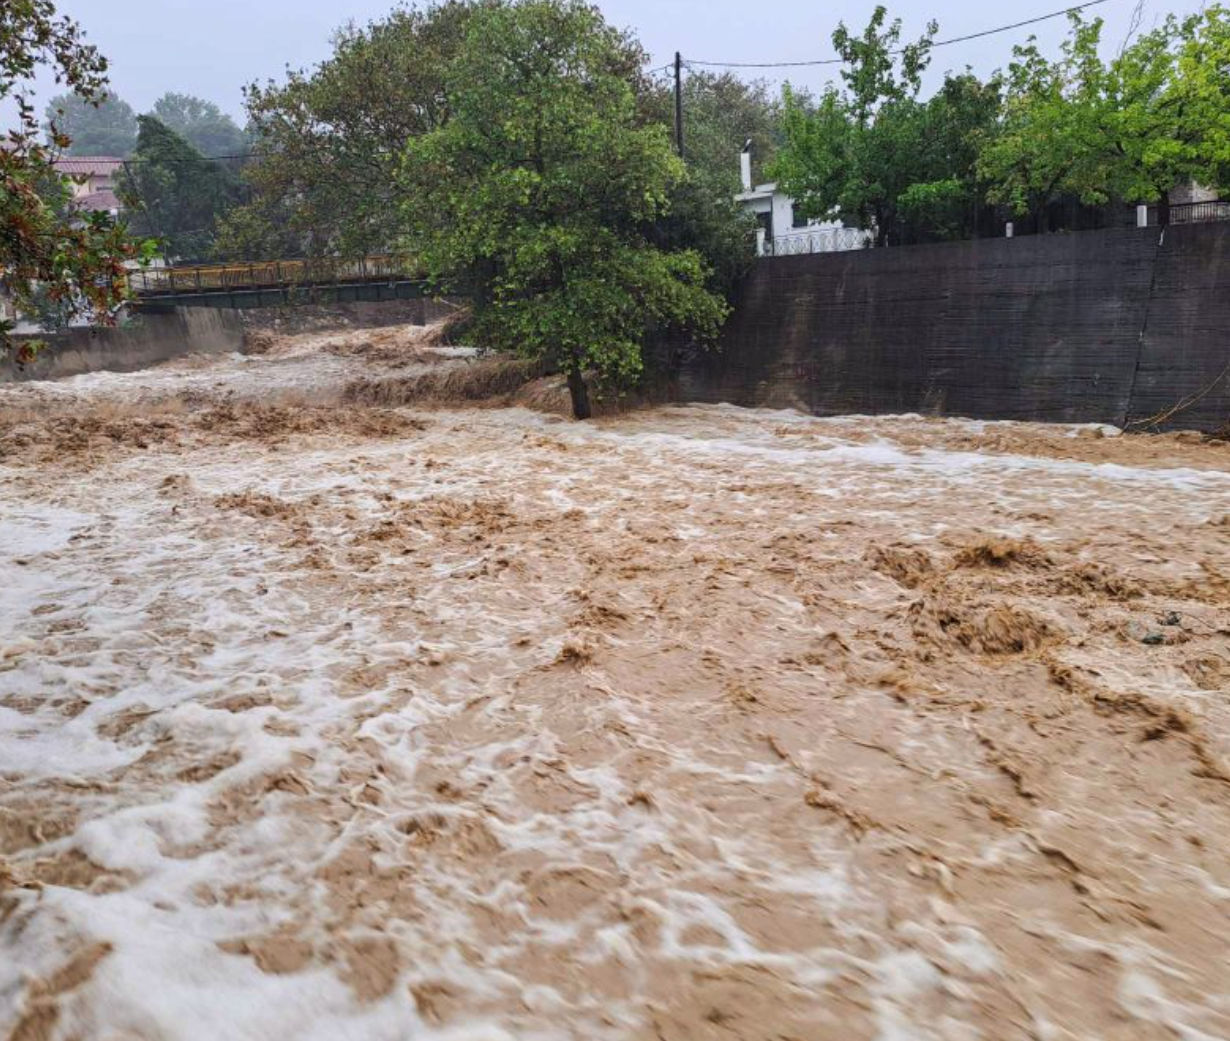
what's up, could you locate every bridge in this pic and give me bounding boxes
[127,255,429,309]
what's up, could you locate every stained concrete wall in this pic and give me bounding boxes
[4,307,245,383]
[682,222,1230,431]
[237,296,461,336]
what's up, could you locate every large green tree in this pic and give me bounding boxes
[399,0,727,419]
[216,1,481,260]
[978,7,1230,224]
[118,116,241,262]
[769,8,1001,245]
[44,89,137,155]
[151,92,247,158]
[1145,6,1230,197]
[3,1,134,357]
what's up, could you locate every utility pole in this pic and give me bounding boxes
[673,52,684,160]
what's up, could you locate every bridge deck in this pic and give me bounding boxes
[130,256,417,296]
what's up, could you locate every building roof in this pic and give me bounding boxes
[54,156,124,177]
[73,188,121,213]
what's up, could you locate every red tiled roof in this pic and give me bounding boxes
[73,188,121,213]
[54,156,124,177]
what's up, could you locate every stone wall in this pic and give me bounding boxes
[682,222,1230,431]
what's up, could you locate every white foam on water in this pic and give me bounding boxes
[1,373,1227,1040]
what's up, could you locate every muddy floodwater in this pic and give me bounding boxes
[1,325,1229,1041]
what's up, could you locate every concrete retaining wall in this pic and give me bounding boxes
[4,307,245,383]
[682,222,1230,431]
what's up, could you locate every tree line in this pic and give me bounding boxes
[4,0,1229,413]
[46,89,248,158]
[76,2,1229,263]
[772,4,1230,245]
[42,89,250,265]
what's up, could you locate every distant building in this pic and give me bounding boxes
[54,156,123,215]
[1170,181,1219,206]
[734,143,871,257]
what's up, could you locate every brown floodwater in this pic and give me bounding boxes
[1,326,1228,1041]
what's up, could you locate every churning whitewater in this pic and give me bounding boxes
[2,323,1229,1041]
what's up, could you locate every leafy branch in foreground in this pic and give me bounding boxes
[2,0,134,359]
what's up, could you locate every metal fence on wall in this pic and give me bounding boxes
[764,226,874,257]
[757,200,1230,259]
[1159,200,1230,225]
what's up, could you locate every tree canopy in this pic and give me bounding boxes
[44,89,137,156]
[979,7,1230,223]
[645,70,780,193]
[769,8,1001,245]
[216,1,480,260]
[2,1,133,356]
[770,4,1230,241]
[117,116,242,263]
[151,92,247,158]
[399,0,727,418]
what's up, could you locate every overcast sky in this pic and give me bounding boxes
[11,0,1207,126]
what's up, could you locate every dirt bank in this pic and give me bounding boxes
[1,325,1228,1041]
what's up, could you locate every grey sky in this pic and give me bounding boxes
[14,0,1208,129]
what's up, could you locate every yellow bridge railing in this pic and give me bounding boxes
[129,255,419,295]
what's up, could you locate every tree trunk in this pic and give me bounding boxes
[1158,190,1171,227]
[567,363,592,420]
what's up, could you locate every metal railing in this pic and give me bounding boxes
[1141,199,1230,227]
[763,226,873,257]
[1166,199,1230,224]
[128,254,415,296]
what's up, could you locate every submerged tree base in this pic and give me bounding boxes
[567,366,592,420]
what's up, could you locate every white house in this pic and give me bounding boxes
[734,143,872,256]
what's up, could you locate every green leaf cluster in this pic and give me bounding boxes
[151,93,247,158]
[216,2,480,260]
[976,6,1230,219]
[44,90,137,156]
[772,4,1230,240]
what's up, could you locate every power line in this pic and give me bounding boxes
[118,152,262,164]
[683,0,1114,69]
[62,1,1116,171]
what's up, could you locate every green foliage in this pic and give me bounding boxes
[896,178,968,241]
[774,4,1230,241]
[770,8,997,244]
[634,69,772,299]
[117,116,242,262]
[978,7,1230,220]
[645,70,780,192]
[2,1,133,356]
[1164,6,1230,194]
[44,90,137,156]
[217,1,480,259]
[151,92,247,157]
[25,281,76,332]
[978,15,1118,218]
[831,4,935,126]
[647,176,754,304]
[399,0,728,418]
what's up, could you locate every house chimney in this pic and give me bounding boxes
[740,139,753,192]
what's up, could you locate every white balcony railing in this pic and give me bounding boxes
[758,226,874,257]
